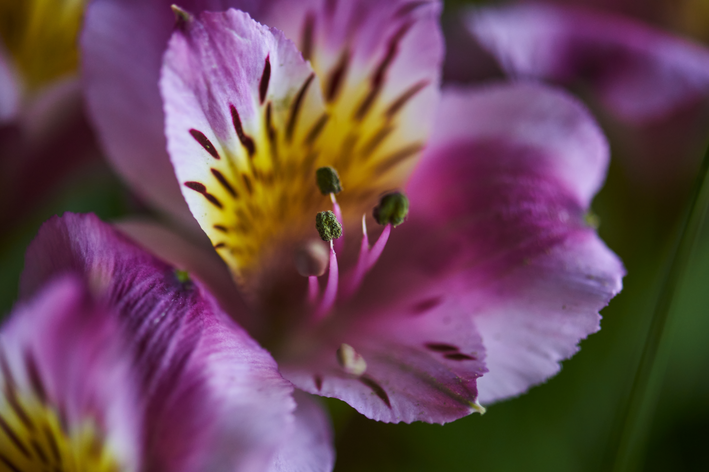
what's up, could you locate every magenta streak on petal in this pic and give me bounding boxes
[313,241,339,322]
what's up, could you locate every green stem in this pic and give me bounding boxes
[608,141,709,472]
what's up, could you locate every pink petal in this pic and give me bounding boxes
[20,213,298,472]
[268,391,335,472]
[1,276,140,470]
[276,83,622,421]
[401,83,623,403]
[467,3,709,123]
[81,0,248,228]
[282,296,487,423]
[113,219,258,334]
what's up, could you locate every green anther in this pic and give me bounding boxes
[175,269,191,283]
[315,211,343,241]
[373,192,409,227]
[316,166,343,195]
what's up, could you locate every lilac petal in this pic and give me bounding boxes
[467,3,709,123]
[400,83,623,403]
[1,275,139,470]
[282,296,487,423]
[268,391,335,472]
[81,0,249,228]
[20,213,296,472]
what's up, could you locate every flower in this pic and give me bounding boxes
[3,212,334,472]
[83,0,624,423]
[465,2,709,188]
[0,0,100,228]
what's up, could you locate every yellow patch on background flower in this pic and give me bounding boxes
[0,0,85,90]
[0,391,120,471]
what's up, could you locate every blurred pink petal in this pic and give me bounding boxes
[467,3,709,123]
[16,213,334,472]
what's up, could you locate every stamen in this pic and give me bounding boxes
[316,166,343,195]
[347,215,371,297]
[373,191,409,227]
[346,193,409,296]
[336,343,367,376]
[315,211,342,242]
[314,240,339,320]
[367,223,391,270]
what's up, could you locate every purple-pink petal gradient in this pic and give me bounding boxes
[1,275,140,470]
[18,213,334,472]
[467,3,709,124]
[278,83,623,416]
[399,83,623,402]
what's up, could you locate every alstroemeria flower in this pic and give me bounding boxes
[6,212,334,472]
[0,0,101,228]
[466,2,709,187]
[83,0,624,423]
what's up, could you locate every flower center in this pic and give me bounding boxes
[0,357,120,472]
[0,0,85,91]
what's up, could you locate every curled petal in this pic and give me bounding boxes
[20,213,297,472]
[467,3,709,123]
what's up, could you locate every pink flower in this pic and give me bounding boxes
[0,0,101,228]
[3,213,333,472]
[465,2,709,188]
[82,0,624,423]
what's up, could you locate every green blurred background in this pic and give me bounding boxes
[2,0,709,471]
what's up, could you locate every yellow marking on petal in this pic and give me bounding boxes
[0,0,86,91]
[0,392,121,471]
[190,27,429,290]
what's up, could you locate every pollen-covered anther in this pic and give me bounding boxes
[373,191,410,227]
[336,343,367,376]
[315,166,343,195]
[294,240,329,277]
[315,211,343,242]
